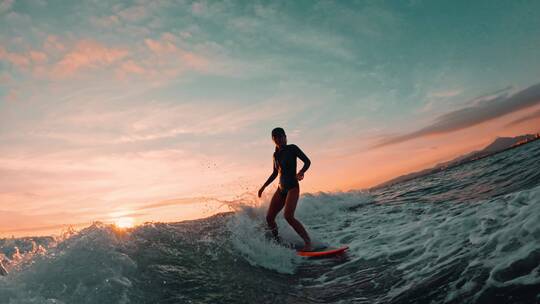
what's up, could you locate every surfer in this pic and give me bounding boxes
[258,127,312,251]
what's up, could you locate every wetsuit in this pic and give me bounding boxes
[273,144,311,196]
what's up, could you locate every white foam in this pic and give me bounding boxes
[226,189,373,274]
[228,209,299,274]
[0,223,136,304]
[305,184,540,303]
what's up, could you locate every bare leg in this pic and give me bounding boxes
[283,187,311,250]
[0,260,7,276]
[266,189,286,242]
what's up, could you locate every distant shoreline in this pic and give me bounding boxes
[372,134,540,190]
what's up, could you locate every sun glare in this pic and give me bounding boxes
[114,217,135,228]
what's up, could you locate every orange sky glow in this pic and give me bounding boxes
[1,105,538,238]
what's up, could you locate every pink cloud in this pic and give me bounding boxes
[52,40,128,76]
[0,47,31,67]
[2,32,219,84]
[191,2,206,15]
[4,89,18,102]
[89,2,166,31]
[182,52,208,70]
[144,34,209,73]
[115,60,145,80]
[29,50,48,64]
[43,35,66,53]
[0,48,46,75]
[119,60,145,74]
[0,0,14,14]
[144,38,178,53]
[16,37,130,79]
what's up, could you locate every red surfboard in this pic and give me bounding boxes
[297,246,349,257]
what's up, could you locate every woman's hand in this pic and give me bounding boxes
[296,171,304,181]
[258,186,265,198]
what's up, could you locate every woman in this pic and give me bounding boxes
[258,127,312,251]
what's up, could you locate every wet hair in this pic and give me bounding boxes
[271,127,286,138]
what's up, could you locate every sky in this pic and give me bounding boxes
[1,0,540,237]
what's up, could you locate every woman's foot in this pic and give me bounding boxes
[264,230,282,244]
[299,242,313,252]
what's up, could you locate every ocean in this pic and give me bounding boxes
[1,139,539,304]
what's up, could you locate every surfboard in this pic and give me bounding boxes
[297,246,349,257]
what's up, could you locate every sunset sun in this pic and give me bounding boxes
[114,217,135,228]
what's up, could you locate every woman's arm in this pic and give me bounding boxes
[262,169,278,189]
[258,157,278,197]
[294,145,310,181]
[294,145,311,174]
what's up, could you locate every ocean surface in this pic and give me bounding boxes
[1,140,540,304]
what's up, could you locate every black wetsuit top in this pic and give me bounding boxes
[273,144,311,194]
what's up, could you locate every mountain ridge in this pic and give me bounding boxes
[374,133,540,189]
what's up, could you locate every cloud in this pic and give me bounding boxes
[427,89,463,99]
[0,219,90,235]
[116,4,148,22]
[115,60,145,79]
[506,108,540,127]
[0,91,300,156]
[191,1,206,16]
[144,33,209,71]
[375,83,540,147]
[1,38,129,79]
[3,89,18,102]
[89,15,121,28]
[419,89,464,113]
[43,35,66,53]
[0,48,46,72]
[0,46,31,67]
[136,197,216,210]
[113,96,300,143]
[0,209,94,236]
[144,36,178,53]
[29,51,48,63]
[0,0,13,14]
[52,40,128,76]
[1,33,220,83]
